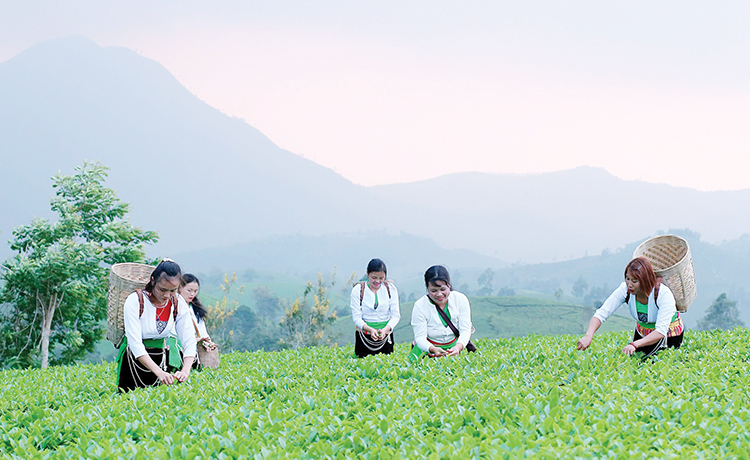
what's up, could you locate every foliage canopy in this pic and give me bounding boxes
[0,162,157,369]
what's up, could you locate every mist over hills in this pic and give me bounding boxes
[369,168,750,262]
[0,37,378,258]
[2,36,750,273]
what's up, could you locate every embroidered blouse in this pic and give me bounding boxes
[123,291,197,359]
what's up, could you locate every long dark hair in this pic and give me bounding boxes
[144,259,182,292]
[424,265,451,289]
[181,273,207,322]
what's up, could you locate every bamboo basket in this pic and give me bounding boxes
[106,263,155,347]
[633,235,696,312]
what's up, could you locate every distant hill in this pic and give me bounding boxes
[3,37,750,266]
[176,229,750,331]
[0,37,381,258]
[369,168,750,262]
[172,231,507,290]
[330,296,632,347]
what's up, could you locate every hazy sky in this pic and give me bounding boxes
[2,1,749,190]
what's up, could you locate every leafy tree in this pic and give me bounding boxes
[696,293,745,331]
[279,273,339,350]
[458,283,472,296]
[222,305,279,352]
[572,276,589,298]
[554,288,563,302]
[477,268,494,296]
[0,162,157,369]
[205,272,244,348]
[253,286,282,322]
[497,286,515,297]
[583,284,611,309]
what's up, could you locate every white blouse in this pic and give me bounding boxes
[411,291,472,353]
[123,291,197,359]
[350,282,401,331]
[594,281,677,337]
[188,305,210,340]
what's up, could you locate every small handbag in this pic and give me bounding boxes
[434,303,477,353]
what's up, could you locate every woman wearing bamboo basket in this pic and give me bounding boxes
[117,259,197,392]
[408,265,475,362]
[577,257,684,357]
[178,274,218,368]
[350,258,401,358]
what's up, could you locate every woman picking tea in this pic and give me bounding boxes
[577,257,684,357]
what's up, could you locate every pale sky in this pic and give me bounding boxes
[2,1,749,190]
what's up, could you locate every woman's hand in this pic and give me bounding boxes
[156,369,175,385]
[576,335,593,351]
[446,342,464,356]
[200,338,217,350]
[174,369,191,382]
[622,343,637,356]
[174,356,194,382]
[373,326,392,341]
[429,346,448,357]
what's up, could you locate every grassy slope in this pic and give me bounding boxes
[2,329,750,458]
[332,295,633,346]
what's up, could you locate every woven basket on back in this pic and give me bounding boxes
[106,263,155,347]
[633,235,696,312]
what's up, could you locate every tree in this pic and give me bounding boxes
[583,284,611,309]
[253,286,282,322]
[0,162,157,369]
[572,276,589,298]
[279,273,339,350]
[554,288,563,302]
[696,293,745,331]
[477,268,494,296]
[205,272,244,348]
[497,286,515,297]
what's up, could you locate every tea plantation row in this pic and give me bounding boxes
[2,329,750,459]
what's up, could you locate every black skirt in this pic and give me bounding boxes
[117,346,167,393]
[633,329,684,358]
[354,330,395,358]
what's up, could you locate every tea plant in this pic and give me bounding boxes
[1,329,749,459]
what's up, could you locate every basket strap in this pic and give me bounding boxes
[359,280,392,306]
[135,289,145,318]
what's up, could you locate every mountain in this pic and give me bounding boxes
[0,37,381,258]
[3,37,750,267]
[172,231,507,287]
[369,168,750,262]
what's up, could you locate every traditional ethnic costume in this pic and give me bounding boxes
[350,281,400,358]
[116,291,197,392]
[409,291,473,362]
[594,282,684,357]
[169,298,212,369]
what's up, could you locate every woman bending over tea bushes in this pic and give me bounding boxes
[577,257,684,357]
[409,265,474,361]
[117,259,197,392]
[178,273,217,368]
[350,258,401,358]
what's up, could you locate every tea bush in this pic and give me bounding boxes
[1,329,749,459]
